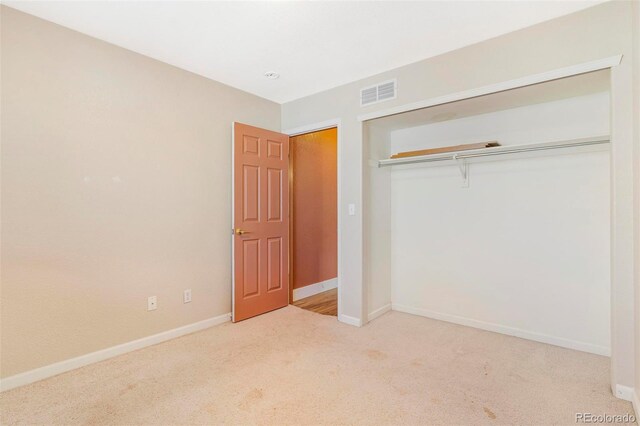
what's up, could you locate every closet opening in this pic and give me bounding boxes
[289,127,339,317]
[363,69,612,355]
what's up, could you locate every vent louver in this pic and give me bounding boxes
[360,79,397,106]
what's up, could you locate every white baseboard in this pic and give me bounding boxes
[614,384,634,402]
[292,278,337,302]
[368,303,392,321]
[391,304,610,357]
[0,312,231,392]
[338,314,362,327]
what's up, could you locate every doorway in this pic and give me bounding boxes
[232,122,340,321]
[289,128,338,316]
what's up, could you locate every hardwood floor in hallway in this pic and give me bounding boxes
[292,288,337,316]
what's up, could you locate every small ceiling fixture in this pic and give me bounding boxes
[264,72,280,80]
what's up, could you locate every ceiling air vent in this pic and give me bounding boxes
[360,79,397,106]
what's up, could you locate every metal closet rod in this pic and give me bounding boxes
[377,136,610,168]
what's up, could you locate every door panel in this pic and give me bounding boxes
[242,239,260,298]
[267,237,283,291]
[243,165,259,222]
[267,168,282,221]
[233,122,289,322]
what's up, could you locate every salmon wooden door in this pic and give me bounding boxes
[232,122,289,322]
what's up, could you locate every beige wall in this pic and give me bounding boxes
[282,0,637,392]
[0,6,280,378]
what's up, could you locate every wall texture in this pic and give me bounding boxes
[281,0,636,391]
[290,128,337,290]
[0,6,280,378]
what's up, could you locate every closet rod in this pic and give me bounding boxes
[377,136,610,168]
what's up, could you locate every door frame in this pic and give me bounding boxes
[230,122,236,322]
[283,119,342,320]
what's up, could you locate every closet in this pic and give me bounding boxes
[363,69,611,355]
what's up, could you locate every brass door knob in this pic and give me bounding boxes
[234,228,249,235]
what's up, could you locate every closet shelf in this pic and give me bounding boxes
[377,135,610,168]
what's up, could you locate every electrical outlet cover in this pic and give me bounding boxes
[148,296,157,311]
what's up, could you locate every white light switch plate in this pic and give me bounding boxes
[348,203,356,216]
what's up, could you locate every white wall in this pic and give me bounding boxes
[389,93,611,355]
[363,127,393,319]
[390,93,610,152]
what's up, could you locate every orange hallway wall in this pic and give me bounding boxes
[291,128,337,290]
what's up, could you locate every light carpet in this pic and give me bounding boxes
[0,306,635,425]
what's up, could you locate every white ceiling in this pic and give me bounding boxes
[5,1,603,104]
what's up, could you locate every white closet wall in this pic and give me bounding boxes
[364,127,393,320]
[366,90,611,355]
